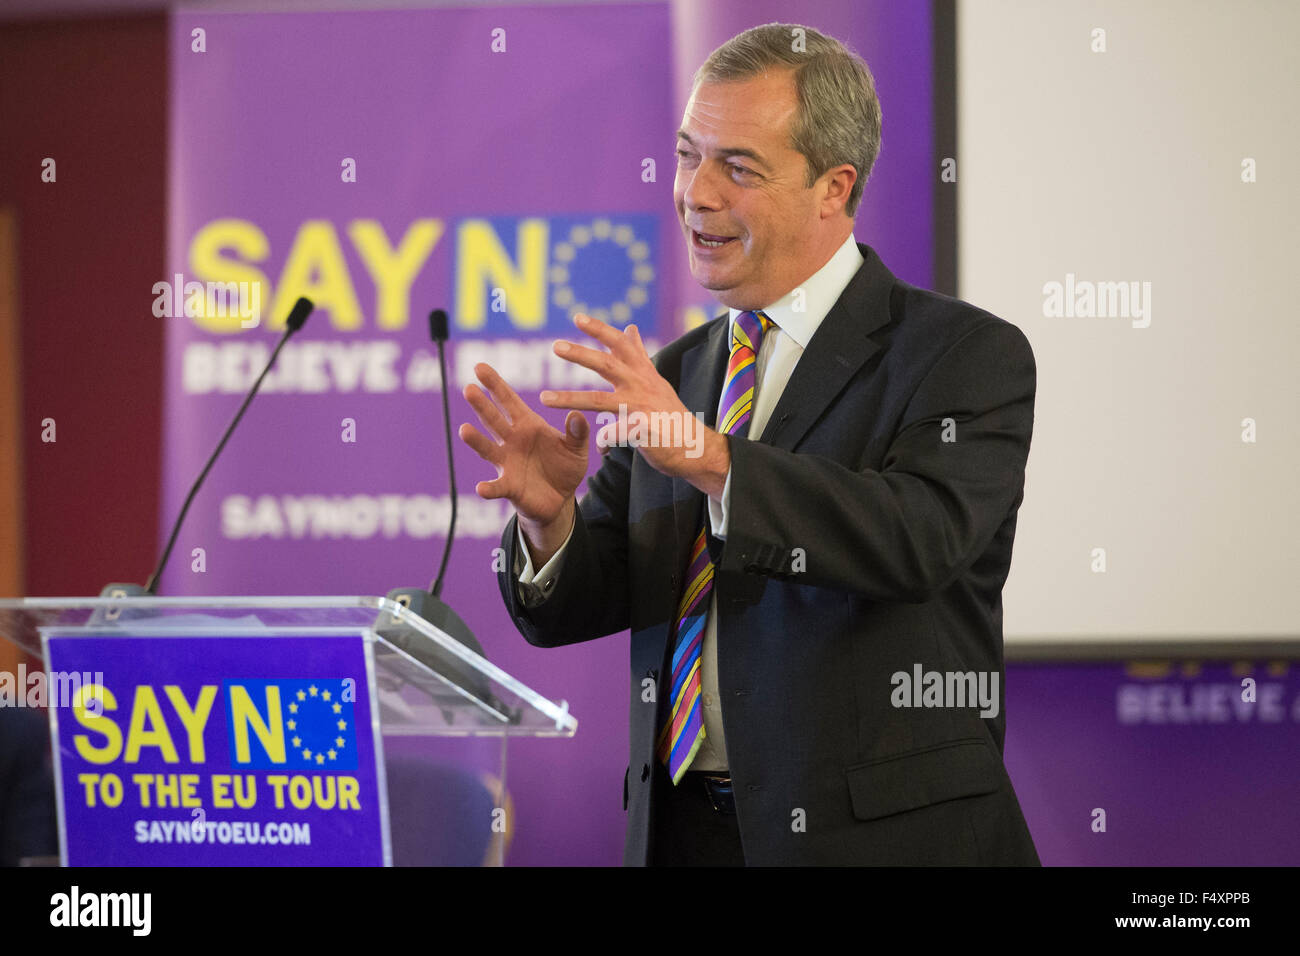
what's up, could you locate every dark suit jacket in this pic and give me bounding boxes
[497,243,1040,865]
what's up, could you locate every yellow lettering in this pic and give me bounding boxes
[188,218,272,333]
[338,775,361,810]
[132,772,153,807]
[78,773,100,807]
[349,219,443,329]
[266,774,289,809]
[180,773,201,808]
[455,219,547,330]
[270,220,361,331]
[124,686,180,763]
[228,684,285,763]
[72,684,121,764]
[164,685,217,763]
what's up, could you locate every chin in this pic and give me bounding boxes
[699,284,746,309]
[688,261,720,285]
[694,273,736,296]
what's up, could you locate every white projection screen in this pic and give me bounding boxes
[956,0,1299,642]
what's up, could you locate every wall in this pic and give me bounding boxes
[0,14,167,601]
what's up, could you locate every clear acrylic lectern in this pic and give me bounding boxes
[0,595,577,867]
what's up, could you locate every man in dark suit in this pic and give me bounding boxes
[460,23,1039,865]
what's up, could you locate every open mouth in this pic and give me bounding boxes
[692,229,737,249]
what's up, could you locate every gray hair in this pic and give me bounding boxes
[692,23,883,218]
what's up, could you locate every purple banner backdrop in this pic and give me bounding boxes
[1005,661,1300,865]
[47,635,386,866]
[164,3,936,864]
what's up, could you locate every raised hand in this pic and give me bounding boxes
[541,313,729,499]
[459,362,589,559]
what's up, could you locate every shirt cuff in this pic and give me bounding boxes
[514,512,575,606]
[707,464,733,540]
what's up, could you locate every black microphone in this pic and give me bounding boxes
[427,308,456,598]
[98,297,314,607]
[377,308,502,716]
[428,306,449,342]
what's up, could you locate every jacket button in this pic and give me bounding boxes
[641,763,650,782]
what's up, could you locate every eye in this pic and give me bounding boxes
[729,163,755,179]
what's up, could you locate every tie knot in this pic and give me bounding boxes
[732,310,773,355]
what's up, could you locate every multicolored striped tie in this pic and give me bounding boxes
[656,309,774,784]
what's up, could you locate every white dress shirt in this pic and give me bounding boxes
[514,233,865,772]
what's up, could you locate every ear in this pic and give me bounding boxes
[818,163,858,218]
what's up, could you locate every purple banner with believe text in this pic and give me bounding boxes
[1005,660,1300,866]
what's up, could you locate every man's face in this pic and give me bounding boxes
[674,69,832,310]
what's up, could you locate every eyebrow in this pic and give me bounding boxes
[676,130,770,170]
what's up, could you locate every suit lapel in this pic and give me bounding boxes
[669,244,897,578]
[757,245,894,451]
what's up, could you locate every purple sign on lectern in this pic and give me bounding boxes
[45,634,389,866]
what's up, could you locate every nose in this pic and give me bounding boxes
[679,161,724,215]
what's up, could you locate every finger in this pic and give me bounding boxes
[463,381,511,441]
[624,323,652,365]
[573,312,633,361]
[458,422,503,466]
[474,476,512,501]
[563,410,589,449]
[473,362,533,426]
[539,389,618,413]
[554,339,622,384]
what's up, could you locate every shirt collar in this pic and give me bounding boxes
[728,233,864,349]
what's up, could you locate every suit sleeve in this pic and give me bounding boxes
[720,320,1036,602]
[496,439,636,647]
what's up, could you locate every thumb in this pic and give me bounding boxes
[563,411,588,447]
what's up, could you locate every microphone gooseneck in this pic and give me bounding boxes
[144,296,315,594]
[428,308,456,598]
